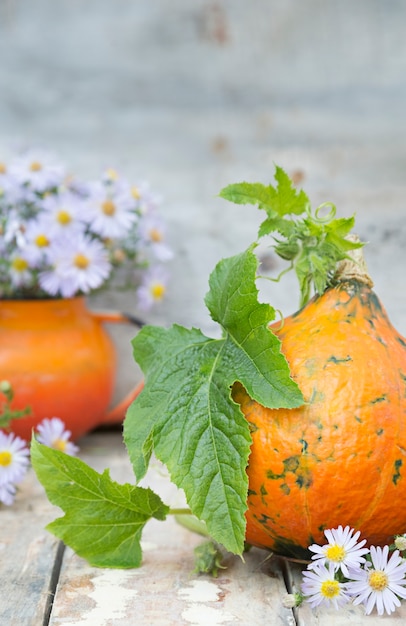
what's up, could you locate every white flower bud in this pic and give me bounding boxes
[394,535,406,551]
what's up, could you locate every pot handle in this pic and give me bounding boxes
[91,310,145,424]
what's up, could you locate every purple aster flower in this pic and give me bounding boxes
[36,418,79,455]
[308,525,369,577]
[347,545,406,616]
[9,250,34,288]
[39,233,111,297]
[0,481,17,506]
[0,431,30,487]
[83,181,137,239]
[22,217,54,266]
[301,562,351,610]
[138,212,174,262]
[136,265,169,311]
[9,148,66,192]
[40,191,87,237]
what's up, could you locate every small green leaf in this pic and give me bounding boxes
[124,247,303,555]
[193,540,227,577]
[31,438,169,568]
[258,216,296,239]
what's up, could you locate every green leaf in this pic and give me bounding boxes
[219,181,276,212]
[30,438,169,568]
[257,215,297,239]
[205,247,303,408]
[219,167,309,222]
[270,165,310,217]
[124,247,303,555]
[325,215,356,238]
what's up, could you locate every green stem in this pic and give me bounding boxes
[174,512,211,538]
[168,507,192,516]
[257,263,293,284]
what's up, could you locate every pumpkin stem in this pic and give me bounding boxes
[333,234,374,288]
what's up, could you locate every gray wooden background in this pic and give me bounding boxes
[1,0,406,403]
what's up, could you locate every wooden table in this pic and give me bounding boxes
[2,431,406,626]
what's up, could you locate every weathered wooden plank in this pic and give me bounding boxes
[48,432,295,625]
[49,542,296,626]
[0,464,63,626]
[286,559,406,625]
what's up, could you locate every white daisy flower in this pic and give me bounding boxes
[308,525,369,577]
[39,233,111,297]
[301,562,351,610]
[9,250,34,288]
[83,181,137,238]
[41,191,87,237]
[23,217,53,266]
[131,180,162,214]
[0,431,30,487]
[38,263,76,298]
[0,481,17,506]
[136,265,169,311]
[3,211,27,248]
[36,418,79,456]
[347,545,406,616]
[9,149,65,192]
[138,212,174,262]
[0,162,15,203]
[2,180,36,206]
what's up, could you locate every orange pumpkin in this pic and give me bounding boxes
[233,253,406,559]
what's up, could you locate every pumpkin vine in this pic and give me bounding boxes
[219,165,364,307]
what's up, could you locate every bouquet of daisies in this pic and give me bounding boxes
[0,148,173,309]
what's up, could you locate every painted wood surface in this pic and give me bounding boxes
[48,433,295,626]
[0,459,63,625]
[2,431,406,625]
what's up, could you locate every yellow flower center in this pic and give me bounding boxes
[101,200,116,216]
[113,248,126,263]
[131,185,140,199]
[320,579,341,599]
[368,570,388,591]
[326,544,346,562]
[151,283,166,300]
[0,451,12,467]
[105,168,118,180]
[57,210,72,225]
[149,227,163,243]
[0,162,7,174]
[52,438,67,452]
[11,257,29,272]
[30,161,42,172]
[35,233,49,247]
[73,253,90,269]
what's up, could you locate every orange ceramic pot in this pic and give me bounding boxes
[0,297,143,441]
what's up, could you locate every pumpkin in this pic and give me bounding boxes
[232,249,406,559]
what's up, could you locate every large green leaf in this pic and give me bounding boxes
[31,438,169,568]
[124,247,303,555]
